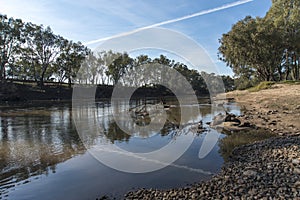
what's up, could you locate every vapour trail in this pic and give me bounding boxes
[84,0,253,45]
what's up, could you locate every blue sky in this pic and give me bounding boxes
[0,0,272,75]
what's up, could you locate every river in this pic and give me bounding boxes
[0,99,241,199]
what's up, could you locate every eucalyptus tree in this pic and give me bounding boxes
[265,0,300,80]
[96,50,119,85]
[0,14,25,82]
[106,52,133,85]
[55,39,89,87]
[218,16,284,82]
[219,0,300,84]
[77,52,97,84]
[219,16,258,80]
[23,23,63,87]
[130,55,152,87]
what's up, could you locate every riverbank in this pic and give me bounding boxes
[0,82,209,102]
[226,83,300,135]
[124,83,300,199]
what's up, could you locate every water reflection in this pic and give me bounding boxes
[0,106,85,197]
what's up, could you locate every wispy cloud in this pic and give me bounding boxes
[84,0,253,45]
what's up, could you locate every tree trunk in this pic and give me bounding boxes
[68,77,72,88]
[39,77,44,88]
[277,65,283,81]
[39,69,46,89]
[285,66,290,80]
[297,57,300,80]
[0,62,6,83]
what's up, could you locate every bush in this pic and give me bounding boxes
[234,76,258,90]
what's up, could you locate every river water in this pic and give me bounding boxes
[0,99,241,200]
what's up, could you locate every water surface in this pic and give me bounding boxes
[0,99,240,199]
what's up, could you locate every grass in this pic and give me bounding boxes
[279,80,300,85]
[248,81,275,92]
[219,129,276,161]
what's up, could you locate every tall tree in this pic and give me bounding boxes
[265,0,300,80]
[219,0,300,84]
[0,14,25,82]
[96,50,119,85]
[106,52,133,85]
[55,40,89,87]
[24,24,62,87]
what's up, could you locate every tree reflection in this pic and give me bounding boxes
[0,106,86,195]
[105,121,131,143]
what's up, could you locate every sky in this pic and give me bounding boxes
[0,0,272,75]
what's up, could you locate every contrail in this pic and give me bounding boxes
[84,0,253,45]
[93,146,214,175]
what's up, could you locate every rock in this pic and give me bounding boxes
[211,112,241,127]
[211,113,226,126]
[293,168,300,175]
[239,122,252,127]
[292,159,300,165]
[243,170,257,177]
[294,181,300,188]
[223,122,240,127]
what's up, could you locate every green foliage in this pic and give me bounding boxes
[221,75,235,91]
[107,52,133,85]
[0,14,90,88]
[234,77,255,90]
[218,0,300,84]
[54,40,89,87]
[0,14,25,82]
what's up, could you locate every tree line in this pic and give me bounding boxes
[78,52,234,93]
[0,14,89,88]
[218,0,300,89]
[0,14,234,93]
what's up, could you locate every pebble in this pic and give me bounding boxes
[292,159,300,165]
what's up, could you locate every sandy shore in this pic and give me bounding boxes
[124,83,300,199]
[226,83,300,135]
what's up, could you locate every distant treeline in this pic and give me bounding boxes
[218,0,300,89]
[0,14,234,96]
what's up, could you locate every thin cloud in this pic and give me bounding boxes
[84,0,253,45]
